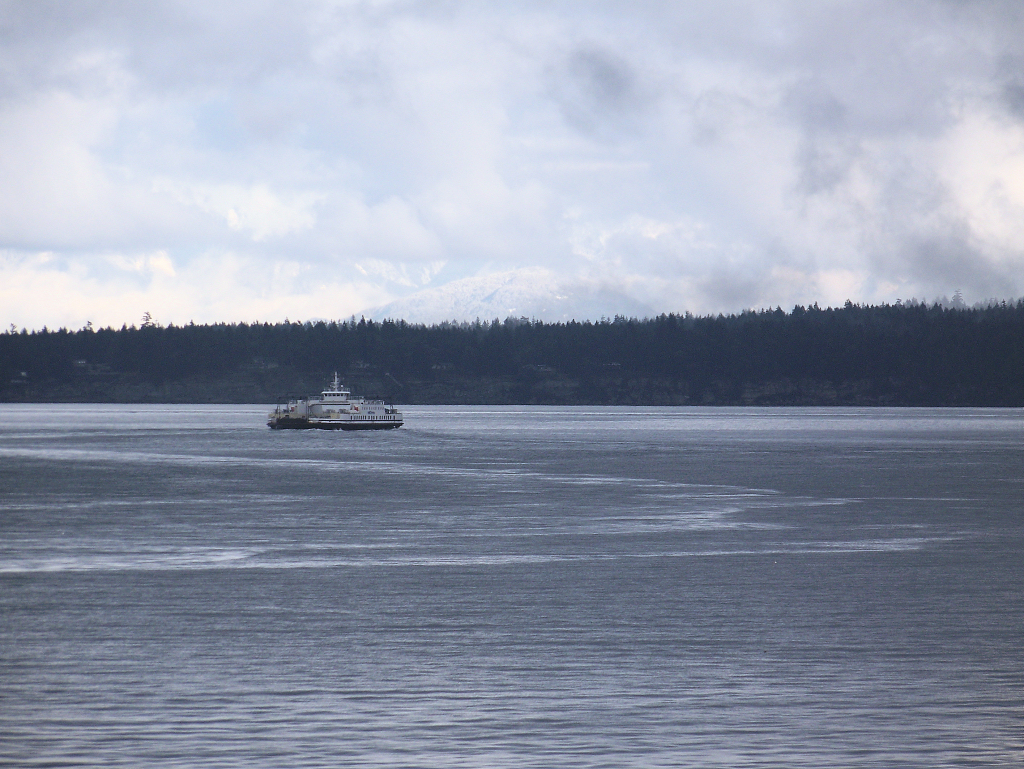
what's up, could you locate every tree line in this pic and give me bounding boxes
[2,301,1022,405]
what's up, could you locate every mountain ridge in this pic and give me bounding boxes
[364,268,654,324]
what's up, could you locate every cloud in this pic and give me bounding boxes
[154,179,321,241]
[0,248,390,329]
[1,1,1023,328]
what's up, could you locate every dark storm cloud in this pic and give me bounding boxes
[553,48,649,135]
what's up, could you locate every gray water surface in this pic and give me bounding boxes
[1,405,1022,767]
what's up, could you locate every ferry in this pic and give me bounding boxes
[268,373,403,430]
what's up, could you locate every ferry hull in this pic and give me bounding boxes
[268,418,402,430]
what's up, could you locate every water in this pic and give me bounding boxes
[1,405,1021,767]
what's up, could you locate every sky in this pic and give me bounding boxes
[2,0,1024,328]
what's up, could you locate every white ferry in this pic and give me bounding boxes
[268,373,403,430]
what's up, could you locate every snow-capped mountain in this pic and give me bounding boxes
[363,268,654,324]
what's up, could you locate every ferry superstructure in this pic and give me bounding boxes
[268,373,403,430]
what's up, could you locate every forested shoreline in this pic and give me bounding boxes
[2,301,1022,405]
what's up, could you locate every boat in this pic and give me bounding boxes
[268,373,403,430]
